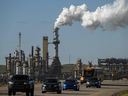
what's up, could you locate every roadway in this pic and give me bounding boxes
[0,80,128,96]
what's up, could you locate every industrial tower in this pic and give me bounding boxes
[48,27,61,78]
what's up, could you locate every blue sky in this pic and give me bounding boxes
[0,0,128,65]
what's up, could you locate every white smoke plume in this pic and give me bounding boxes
[54,0,128,30]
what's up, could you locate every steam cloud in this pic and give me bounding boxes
[54,0,128,30]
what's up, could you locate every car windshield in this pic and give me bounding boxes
[12,75,29,80]
[65,80,76,83]
[92,79,98,82]
[45,79,58,83]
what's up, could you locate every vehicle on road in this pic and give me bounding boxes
[8,74,34,96]
[63,79,80,91]
[41,78,62,94]
[80,65,103,84]
[86,78,101,88]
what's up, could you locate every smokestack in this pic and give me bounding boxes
[49,27,61,78]
[19,32,21,60]
[54,27,59,33]
[31,46,34,58]
[54,0,128,30]
[43,36,48,72]
[53,27,60,57]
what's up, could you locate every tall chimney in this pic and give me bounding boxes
[31,46,34,58]
[43,36,48,72]
[53,27,60,57]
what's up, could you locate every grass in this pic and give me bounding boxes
[121,94,128,96]
[113,90,128,96]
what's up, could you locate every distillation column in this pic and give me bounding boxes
[49,27,61,77]
[16,32,23,74]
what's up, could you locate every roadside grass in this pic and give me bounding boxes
[120,90,128,96]
[121,93,128,96]
[112,90,128,96]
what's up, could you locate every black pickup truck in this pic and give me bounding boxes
[8,75,34,96]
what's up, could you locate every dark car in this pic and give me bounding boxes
[41,78,62,94]
[63,79,80,91]
[86,78,101,88]
[8,75,34,96]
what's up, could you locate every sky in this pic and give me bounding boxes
[0,0,128,65]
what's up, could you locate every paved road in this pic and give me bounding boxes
[0,80,128,96]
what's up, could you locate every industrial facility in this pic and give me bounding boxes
[5,30,128,81]
[5,28,62,80]
[98,58,128,80]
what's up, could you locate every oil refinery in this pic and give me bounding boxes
[5,30,128,81]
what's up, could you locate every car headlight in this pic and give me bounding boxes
[86,81,90,84]
[24,82,28,85]
[74,84,77,86]
[43,84,46,87]
[63,84,66,86]
[8,81,13,85]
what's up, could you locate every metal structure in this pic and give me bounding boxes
[98,58,128,80]
[5,33,43,80]
[18,32,23,74]
[5,27,63,80]
[48,27,61,78]
[5,32,24,75]
[53,27,59,57]
[74,59,82,79]
[5,53,16,76]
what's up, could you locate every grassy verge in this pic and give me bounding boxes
[112,90,128,96]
